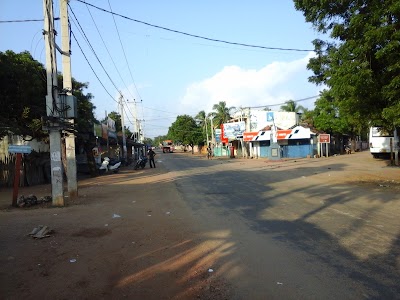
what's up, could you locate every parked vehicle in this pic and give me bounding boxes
[162,140,175,153]
[98,157,121,173]
[134,156,148,170]
[369,126,399,158]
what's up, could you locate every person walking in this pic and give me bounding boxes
[148,147,156,168]
[207,143,212,160]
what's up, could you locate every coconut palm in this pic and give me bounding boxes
[195,110,209,143]
[195,110,206,128]
[209,101,236,129]
[280,100,305,113]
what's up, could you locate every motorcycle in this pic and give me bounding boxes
[134,156,148,170]
[99,157,122,174]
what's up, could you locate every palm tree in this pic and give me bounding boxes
[280,100,305,113]
[210,101,236,129]
[195,110,208,143]
[195,110,206,128]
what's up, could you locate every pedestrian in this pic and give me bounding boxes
[207,144,212,160]
[148,147,156,168]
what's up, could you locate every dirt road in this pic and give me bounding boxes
[0,151,399,299]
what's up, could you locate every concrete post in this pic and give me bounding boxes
[44,0,64,206]
[119,95,127,160]
[60,0,78,198]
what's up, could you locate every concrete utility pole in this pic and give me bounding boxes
[205,116,209,147]
[43,0,64,206]
[210,116,214,145]
[60,0,78,198]
[119,94,127,160]
[130,99,138,141]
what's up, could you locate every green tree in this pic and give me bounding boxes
[0,50,47,139]
[103,111,132,137]
[195,110,208,144]
[66,77,98,135]
[308,90,369,143]
[210,101,235,129]
[167,115,202,154]
[153,135,168,147]
[294,0,400,130]
[312,91,348,134]
[280,100,305,113]
[142,137,154,145]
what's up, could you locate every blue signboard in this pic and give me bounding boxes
[267,111,274,122]
[8,145,32,154]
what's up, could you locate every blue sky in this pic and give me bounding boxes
[1,0,324,138]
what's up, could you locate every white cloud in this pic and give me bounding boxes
[179,52,317,114]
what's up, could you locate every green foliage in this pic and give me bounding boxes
[142,137,154,146]
[167,115,203,148]
[280,100,305,113]
[294,0,400,129]
[308,90,369,137]
[209,101,235,129]
[312,91,348,134]
[195,110,208,143]
[103,111,132,138]
[69,77,97,135]
[0,50,47,139]
[153,135,168,146]
[0,50,99,141]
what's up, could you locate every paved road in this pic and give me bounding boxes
[159,151,400,299]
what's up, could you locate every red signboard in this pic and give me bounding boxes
[220,124,228,144]
[276,130,292,140]
[319,134,330,143]
[243,132,258,141]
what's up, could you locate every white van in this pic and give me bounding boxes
[369,126,399,158]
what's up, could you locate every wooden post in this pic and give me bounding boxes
[12,153,22,207]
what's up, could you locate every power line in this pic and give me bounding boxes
[107,0,143,101]
[0,18,59,23]
[70,30,118,104]
[84,2,137,101]
[244,95,319,109]
[75,0,314,52]
[68,4,122,98]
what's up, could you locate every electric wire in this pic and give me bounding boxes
[68,4,122,99]
[75,0,314,52]
[107,0,143,101]
[45,0,58,115]
[69,3,137,130]
[244,95,319,109]
[84,2,137,101]
[70,29,118,104]
[0,18,59,23]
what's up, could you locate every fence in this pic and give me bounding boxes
[0,152,51,187]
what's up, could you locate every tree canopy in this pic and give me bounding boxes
[167,115,203,152]
[0,50,47,140]
[209,101,236,129]
[0,50,99,142]
[294,0,400,129]
[195,110,209,144]
[280,100,305,113]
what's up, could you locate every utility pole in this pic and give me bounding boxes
[210,116,214,145]
[105,111,109,156]
[119,94,127,160]
[130,99,138,142]
[60,0,78,198]
[43,0,64,206]
[205,116,209,147]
